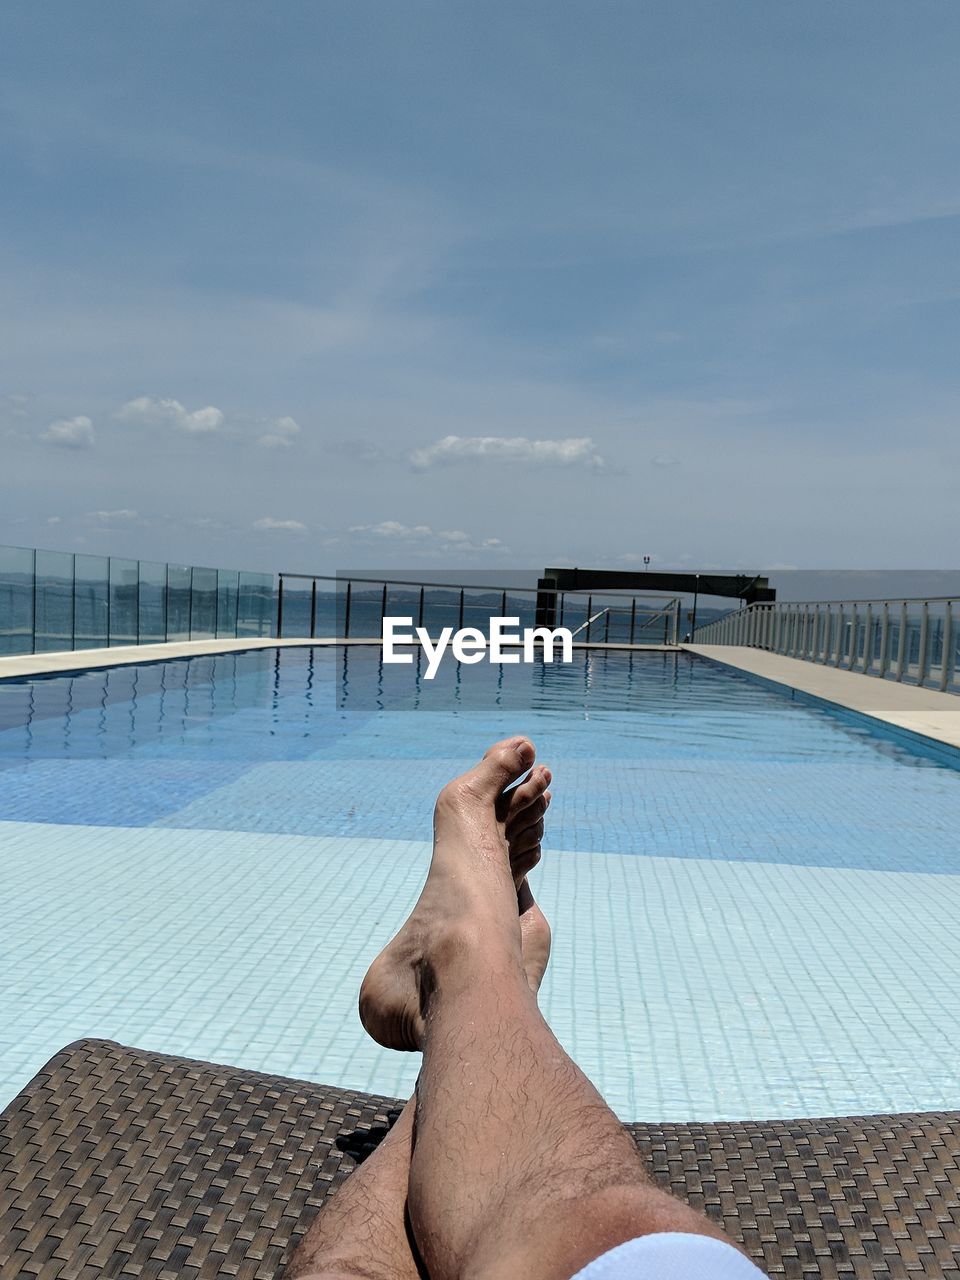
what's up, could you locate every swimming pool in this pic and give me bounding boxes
[2,646,960,1119]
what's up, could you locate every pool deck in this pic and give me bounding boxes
[687,643,960,752]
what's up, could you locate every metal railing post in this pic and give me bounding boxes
[917,602,930,686]
[418,586,425,629]
[585,595,593,642]
[458,588,465,630]
[629,598,636,645]
[940,602,954,692]
[343,581,352,639]
[310,578,317,639]
[861,604,873,673]
[380,582,388,632]
[895,602,907,681]
[879,603,890,678]
[846,605,858,669]
[833,606,845,667]
[276,575,285,638]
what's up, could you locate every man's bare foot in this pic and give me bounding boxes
[359,737,551,1051]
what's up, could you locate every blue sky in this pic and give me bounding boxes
[2,1,959,575]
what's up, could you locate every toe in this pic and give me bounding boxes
[504,765,552,816]
[506,790,550,838]
[510,819,544,856]
[465,736,536,798]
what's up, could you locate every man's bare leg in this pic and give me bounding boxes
[361,737,738,1280]
[284,759,553,1280]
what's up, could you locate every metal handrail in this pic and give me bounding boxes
[715,594,960,608]
[692,595,958,694]
[277,572,684,646]
[278,570,677,601]
[569,608,607,639]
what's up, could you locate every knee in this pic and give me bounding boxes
[573,1181,728,1249]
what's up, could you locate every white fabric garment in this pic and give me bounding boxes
[570,1232,769,1279]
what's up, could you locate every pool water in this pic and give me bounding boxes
[2,646,960,1118]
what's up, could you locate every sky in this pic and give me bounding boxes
[2,0,959,578]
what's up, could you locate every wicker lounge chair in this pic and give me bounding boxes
[1,1040,958,1278]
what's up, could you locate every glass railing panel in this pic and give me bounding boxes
[926,604,946,687]
[313,588,336,636]
[166,564,192,641]
[278,580,313,637]
[74,553,109,650]
[903,609,922,680]
[864,615,881,673]
[0,545,36,656]
[33,550,74,652]
[190,566,218,638]
[216,569,239,638]
[885,615,901,679]
[237,571,274,637]
[348,589,388,637]
[108,557,139,646]
[949,615,960,692]
[138,561,167,643]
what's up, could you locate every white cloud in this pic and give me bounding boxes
[409,435,604,471]
[41,415,95,449]
[253,516,307,532]
[89,508,139,522]
[348,520,507,553]
[46,515,62,525]
[258,415,302,448]
[350,520,433,538]
[117,395,224,433]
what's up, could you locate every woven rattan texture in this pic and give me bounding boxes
[1,1041,958,1278]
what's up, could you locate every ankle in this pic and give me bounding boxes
[422,914,521,996]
